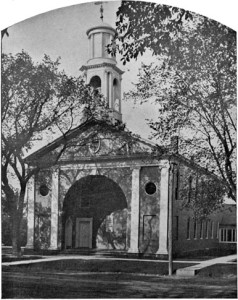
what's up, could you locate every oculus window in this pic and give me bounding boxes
[39,184,49,196]
[145,182,156,195]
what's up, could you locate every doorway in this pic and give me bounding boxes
[75,218,93,248]
[62,175,127,249]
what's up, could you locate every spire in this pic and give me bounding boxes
[94,1,107,22]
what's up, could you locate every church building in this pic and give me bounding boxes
[24,20,236,258]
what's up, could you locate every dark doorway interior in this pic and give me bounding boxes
[62,175,127,249]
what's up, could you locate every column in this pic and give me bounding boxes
[102,70,107,99]
[50,168,59,250]
[108,72,112,109]
[101,32,104,57]
[26,175,35,249]
[119,77,122,114]
[128,167,140,253]
[90,167,97,175]
[91,34,94,59]
[156,162,170,255]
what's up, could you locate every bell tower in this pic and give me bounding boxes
[80,20,123,123]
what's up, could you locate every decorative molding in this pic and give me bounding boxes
[60,160,160,171]
[80,62,124,75]
[130,166,141,171]
[158,159,170,169]
[49,165,60,174]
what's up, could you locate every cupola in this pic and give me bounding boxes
[80,20,123,123]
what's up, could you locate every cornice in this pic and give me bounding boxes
[80,62,124,75]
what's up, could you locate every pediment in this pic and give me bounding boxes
[25,119,160,167]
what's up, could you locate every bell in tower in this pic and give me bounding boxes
[80,17,124,123]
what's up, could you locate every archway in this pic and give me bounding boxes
[62,175,127,249]
[89,75,101,91]
[113,78,120,111]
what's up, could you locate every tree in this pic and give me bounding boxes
[112,1,236,201]
[1,51,108,255]
[109,1,194,63]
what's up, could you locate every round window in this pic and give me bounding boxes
[39,184,49,196]
[89,138,101,154]
[145,182,157,195]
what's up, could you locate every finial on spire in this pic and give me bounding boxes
[95,1,107,22]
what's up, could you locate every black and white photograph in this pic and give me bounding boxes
[1,0,237,298]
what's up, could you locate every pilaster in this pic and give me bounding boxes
[128,166,141,253]
[109,72,112,109]
[49,168,59,250]
[25,175,35,249]
[156,161,170,255]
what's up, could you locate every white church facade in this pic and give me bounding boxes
[24,21,236,258]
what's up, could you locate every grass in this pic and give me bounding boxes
[2,258,195,275]
[197,263,237,278]
[2,255,44,263]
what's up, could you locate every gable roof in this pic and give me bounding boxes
[24,118,160,164]
[24,118,226,186]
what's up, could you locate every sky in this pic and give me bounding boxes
[1,0,237,142]
[1,1,160,140]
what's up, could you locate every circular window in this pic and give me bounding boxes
[145,182,157,195]
[39,184,49,196]
[89,138,101,154]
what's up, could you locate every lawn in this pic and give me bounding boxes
[197,263,237,278]
[2,258,194,275]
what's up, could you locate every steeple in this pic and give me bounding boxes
[80,14,123,123]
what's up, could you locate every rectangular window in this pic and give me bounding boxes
[187,177,192,203]
[175,168,179,200]
[219,228,237,243]
[174,216,179,240]
[195,174,198,202]
[211,221,214,239]
[187,218,190,240]
[199,221,203,239]
[206,220,210,239]
[193,220,197,239]
[217,222,219,239]
[233,229,236,242]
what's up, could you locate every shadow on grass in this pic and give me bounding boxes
[197,263,237,278]
[2,259,195,275]
[2,255,45,263]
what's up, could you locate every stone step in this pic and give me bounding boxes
[176,266,200,276]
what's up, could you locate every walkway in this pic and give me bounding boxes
[176,254,237,276]
[2,254,202,266]
[2,253,237,277]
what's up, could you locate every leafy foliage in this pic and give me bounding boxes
[108,1,194,64]
[179,170,226,218]
[1,51,110,254]
[112,1,236,201]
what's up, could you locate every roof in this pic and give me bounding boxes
[24,118,159,164]
[80,62,124,75]
[86,22,116,36]
[24,118,225,185]
[220,205,237,226]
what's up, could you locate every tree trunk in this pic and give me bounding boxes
[12,215,21,257]
[11,186,26,257]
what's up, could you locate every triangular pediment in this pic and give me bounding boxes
[25,119,161,167]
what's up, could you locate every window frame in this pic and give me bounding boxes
[186,218,191,240]
[219,228,237,243]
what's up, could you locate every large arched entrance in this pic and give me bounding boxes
[62,175,127,249]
